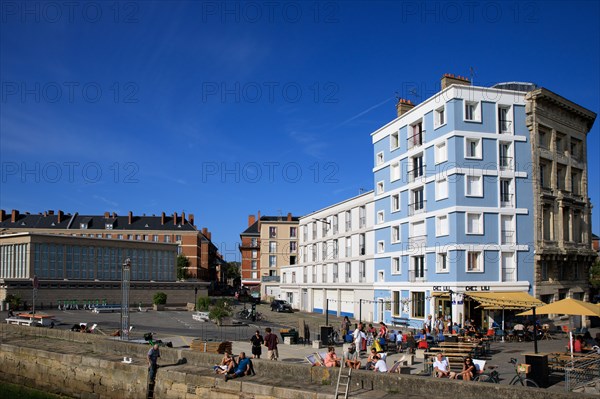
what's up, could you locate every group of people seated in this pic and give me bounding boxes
[567,332,598,353]
[214,351,256,381]
[433,353,479,381]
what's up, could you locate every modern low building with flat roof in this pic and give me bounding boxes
[0,232,207,310]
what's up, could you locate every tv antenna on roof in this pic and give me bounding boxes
[469,67,477,86]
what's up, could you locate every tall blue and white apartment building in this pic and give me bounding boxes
[371,74,596,327]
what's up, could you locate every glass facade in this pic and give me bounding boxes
[27,243,175,281]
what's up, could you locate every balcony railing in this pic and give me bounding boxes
[408,234,427,247]
[261,275,280,282]
[499,156,513,170]
[499,119,512,133]
[500,193,514,207]
[408,200,426,216]
[407,164,426,183]
[501,230,515,244]
[407,130,426,150]
[408,268,426,282]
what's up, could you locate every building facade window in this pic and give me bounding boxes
[465,138,481,159]
[392,257,401,274]
[269,241,277,253]
[436,215,448,236]
[411,292,425,318]
[466,213,483,234]
[269,226,277,238]
[391,193,400,212]
[290,227,297,238]
[434,105,445,128]
[467,251,483,272]
[435,141,447,164]
[465,175,482,197]
[464,101,480,121]
[376,151,384,165]
[436,252,448,273]
[269,255,276,267]
[436,177,448,200]
[391,225,400,243]
[391,130,399,150]
[359,261,366,282]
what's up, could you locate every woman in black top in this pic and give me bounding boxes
[455,357,476,380]
[250,330,264,359]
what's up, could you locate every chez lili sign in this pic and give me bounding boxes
[432,286,491,292]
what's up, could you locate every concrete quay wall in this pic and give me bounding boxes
[0,324,591,399]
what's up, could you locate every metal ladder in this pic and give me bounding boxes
[334,361,352,399]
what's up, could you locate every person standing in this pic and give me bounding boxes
[250,330,264,359]
[353,322,364,353]
[264,327,279,360]
[147,343,160,382]
[341,316,351,342]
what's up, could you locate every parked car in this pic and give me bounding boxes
[270,299,293,312]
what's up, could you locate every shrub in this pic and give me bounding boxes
[153,292,167,305]
[197,296,210,311]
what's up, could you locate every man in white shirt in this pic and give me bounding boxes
[373,355,388,372]
[353,323,364,351]
[433,353,455,378]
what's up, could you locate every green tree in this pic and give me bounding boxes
[208,298,232,325]
[225,262,241,280]
[5,294,21,310]
[153,292,167,305]
[177,255,190,280]
[590,258,600,289]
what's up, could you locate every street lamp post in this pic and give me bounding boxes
[194,287,198,311]
[120,258,132,341]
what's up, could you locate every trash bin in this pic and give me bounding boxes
[280,328,298,344]
[320,326,334,344]
[524,353,549,388]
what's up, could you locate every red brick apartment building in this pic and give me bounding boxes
[0,209,222,282]
[239,212,299,292]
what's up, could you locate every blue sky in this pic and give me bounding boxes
[1,1,599,261]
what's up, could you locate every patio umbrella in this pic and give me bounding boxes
[517,298,600,317]
[518,298,600,359]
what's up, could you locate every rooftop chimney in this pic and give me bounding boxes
[0,210,5,222]
[161,212,166,225]
[11,209,19,223]
[189,213,195,226]
[128,211,133,224]
[202,227,211,240]
[257,210,261,220]
[173,212,178,225]
[287,212,292,221]
[441,73,471,90]
[181,211,186,224]
[112,212,117,218]
[248,215,256,227]
[396,98,415,117]
[104,211,110,219]
[48,210,54,215]
[57,210,64,223]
